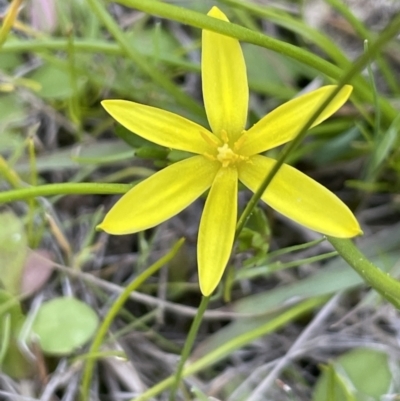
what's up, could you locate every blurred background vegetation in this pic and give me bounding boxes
[1,0,400,400]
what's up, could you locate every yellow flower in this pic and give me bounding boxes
[98,6,362,296]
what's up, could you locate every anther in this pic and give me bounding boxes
[204,153,217,161]
[200,131,221,148]
[221,130,229,144]
[234,131,247,151]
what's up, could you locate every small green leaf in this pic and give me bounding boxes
[0,290,32,378]
[32,297,99,355]
[316,364,357,401]
[243,44,298,99]
[0,211,27,294]
[0,130,24,153]
[0,93,26,125]
[238,207,271,266]
[369,113,400,175]
[136,146,170,160]
[128,25,183,65]
[313,348,392,401]
[28,64,81,99]
[0,49,22,72]
[115,124,164,150]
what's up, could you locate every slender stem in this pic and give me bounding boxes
[27,136,38,247]
[168,296,210,400]
[1,39,198,72]
[0,183,132,204]
[327,237,400,309]
[1,38,122,54]
[80,238,185,401]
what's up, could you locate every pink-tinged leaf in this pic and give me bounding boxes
[20,249,54,296]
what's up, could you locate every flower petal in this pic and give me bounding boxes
[238,155,362,237]
[98,156,219,235]
[202,7,248,141]
[198,166,238,296]
[240,85,353,156]
[102,100,216,154]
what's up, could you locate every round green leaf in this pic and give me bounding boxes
[313,348,392,401]
[32,297,99,355]
[28,64,79,99]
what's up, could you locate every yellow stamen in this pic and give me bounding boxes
[204,153,217,161]
[216,143,248,167]
[234,132,247,151]
[200,131,221,148]
[221,129,229,144]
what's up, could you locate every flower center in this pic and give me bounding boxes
[216,143,242,167]
[200,130,249,168]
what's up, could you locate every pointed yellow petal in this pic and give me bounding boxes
[98,156,219,235]
[198,166,238,296]
[102,100,215,154]
[238,155,362,237]
[202,7,248,141]
[241,85,353,156]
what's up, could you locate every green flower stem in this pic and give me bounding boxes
[85,0,204,117]
[27,136,38,247]
[1,39,198,72]
[168,296,210,401]
[66,32,83,135]
[0,183,132,204]
[111,0,397,124]
[1,39,121,54]
[236,10,400,236]
[80,238,185,401]
[327,237,400,308]
[132,296,326,401]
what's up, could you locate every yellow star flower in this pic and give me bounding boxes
[98,6,362,296]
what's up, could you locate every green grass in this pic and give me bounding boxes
[1,0,400,400]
